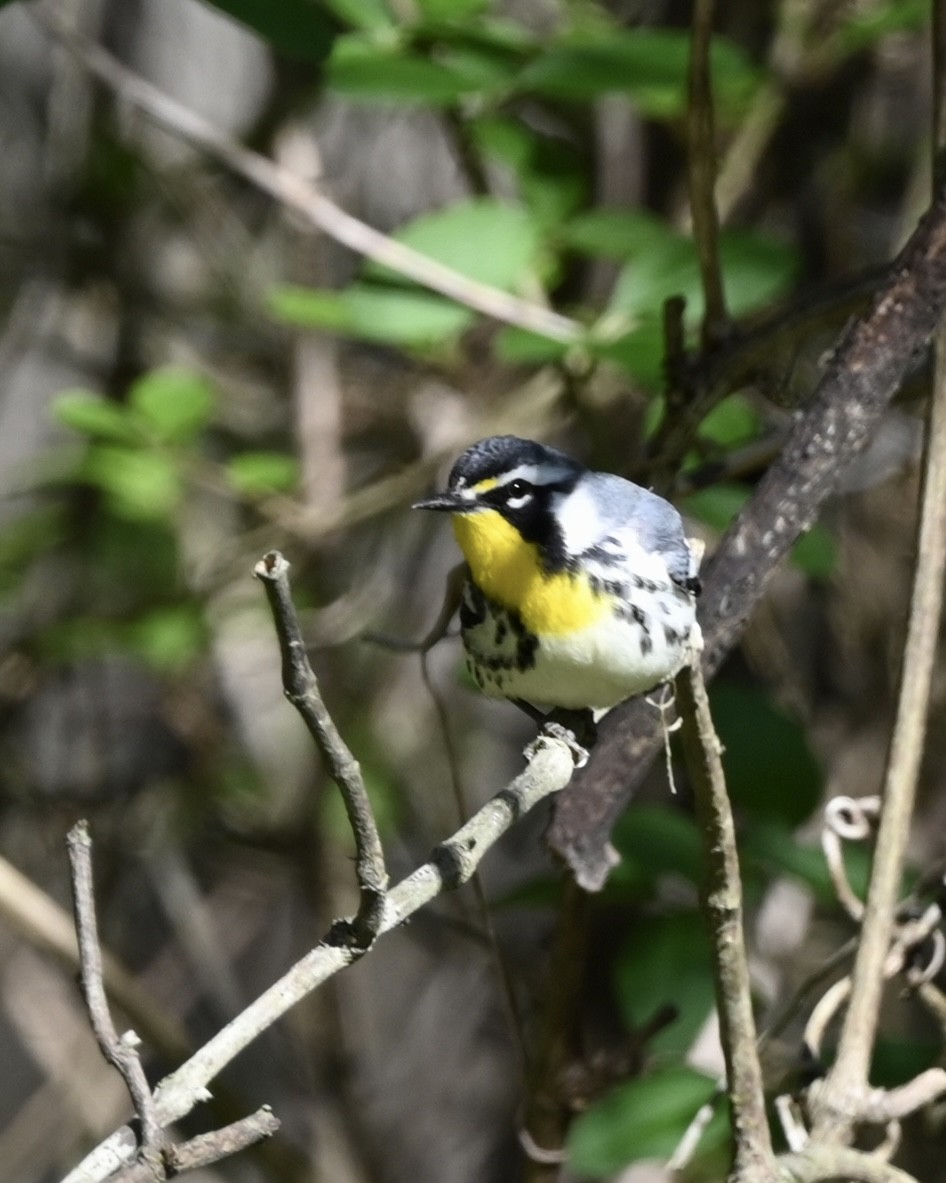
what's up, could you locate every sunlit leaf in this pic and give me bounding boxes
[368,198,543,291]
[129,367,215,443]
[53,391,141,444]
[268,284,472,345]
[327,36,489,104]
[82,448,182,521]
[227,451,300,495]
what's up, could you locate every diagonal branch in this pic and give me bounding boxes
[62,738,577,1183]
[34,9,582,346]
[549,176,946,891]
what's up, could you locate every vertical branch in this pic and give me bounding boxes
[254,551,388,944]
[675,662,775,1177]
[688,0,728,347]
[810,11,946,1143]
[67,823,164,1161]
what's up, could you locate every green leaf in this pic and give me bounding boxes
[53,391,142,444]
[495,327,570,364]
[127,605,206,672]
[367,198,543,291]
[517,30,760,119]
[717,231,799,318]
[743,820,871,905]
[614,910,716,1057]
[610,805,703,894]
[327,36,486,104]
[708,682,821,826]
[838,0,930,52]
[204,0,338,62]
[590,319,666,392]
[415,0,487,20]
[268,284,472,345]
[564,208,674,261]
[227,451,300,495]
[82,447,182,521]
[683,482,750,532]
[792,524,837,581]
[569,1066,718,1175]
[322,0,394,33]
[698,394,760,448]
[129,367,215,444]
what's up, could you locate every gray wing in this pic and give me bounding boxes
[584,473,697,588]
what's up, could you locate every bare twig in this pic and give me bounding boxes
[34,9,582,346]
[66,823,163,1161]
[163,1106,280,1174]
[255,550,388,945]
[63,738,577,1183]
[687,0,728,346]
[675,660,775,1178]
[809,257,946,1145]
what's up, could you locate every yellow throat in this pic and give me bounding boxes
[451,509,609,636]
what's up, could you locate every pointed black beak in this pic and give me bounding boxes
[412,492,466,512]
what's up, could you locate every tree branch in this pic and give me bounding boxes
[62,738,577,1183]
[675,661,774,1179]
[254,550,387,944]
[33,8,582,346]
[550,177,946,891]
[67,822,164,1164]
[687,0,728,346]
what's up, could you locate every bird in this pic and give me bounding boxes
[413,435,703,713]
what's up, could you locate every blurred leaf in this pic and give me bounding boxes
[517,30,760,118]
[473,117,587,224]
[569,1066,718,1174]
[615,911,715,1057]
[683,482,750,532]
[717,231,799,318]
[698,394,759,448]
[709,682,821,826]
[227,451,300,495]
[322,0,394,33]
[792,525,837,580]
[53,391,141,444]
[129,367,215,444]
[610,235,702,319]
[610,805,703,894]
[838,0,930,52]
[82,448,182,521]
[327,36,490,103]
[744,820,871,905]
[0,507,65,596]
[204,0,338,62]
[873,1035,940,1088]
[368,198,543,290]
[127,605,206,672]
[564,208,674,261]
[269,283,472,345]
[495,327,570,364]
[415,0,487,20]
[590,320,666,391]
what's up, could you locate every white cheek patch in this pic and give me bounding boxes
[553,485,606,553]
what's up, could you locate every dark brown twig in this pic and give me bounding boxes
[66,822,164,1161]
[254,550,387,945]
[687,0,728,348]
[674,661,774,1179]
[550,177,946,892]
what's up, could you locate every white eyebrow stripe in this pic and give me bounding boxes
[494,463,573,487]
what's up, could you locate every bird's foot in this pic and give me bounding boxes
[524,708,596,768]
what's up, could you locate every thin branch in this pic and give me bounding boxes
[63,738,578,1183]
[809,269,946,1146]
[254,550,388,944]
[163,1106,280,1174]
[34,9,582,346]
[66,823,164,1160]
[550,178,946,891]
[778,1145,919,1183]
[687,0,728,346]
[675,660,775,1178]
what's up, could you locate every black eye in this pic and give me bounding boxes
[506,479,532,499]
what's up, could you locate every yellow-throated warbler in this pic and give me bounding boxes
[414,436,703,712]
